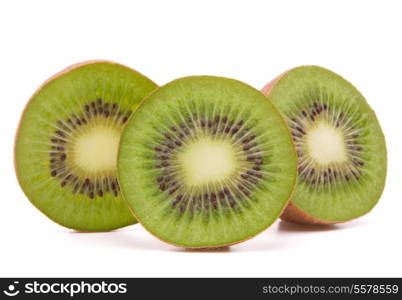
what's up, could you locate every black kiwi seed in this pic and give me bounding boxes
[67,118,76,128]
[231,126,240,134]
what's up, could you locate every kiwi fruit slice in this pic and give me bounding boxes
[118,76,297,248]
[262,66,387,225]
[15,61,158,231]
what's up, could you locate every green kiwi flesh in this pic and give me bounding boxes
[15,61,158,231]
[262,66,387,224]
[118,76,297,248]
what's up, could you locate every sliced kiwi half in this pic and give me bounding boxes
[262,66,387,225]
[118,76,297,248]
[15,61,158,231]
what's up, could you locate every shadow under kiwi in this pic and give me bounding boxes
[68,225,174,251]
[277,219,365,233]
[172,246,231,253]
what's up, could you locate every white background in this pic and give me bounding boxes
[1,0,401,277]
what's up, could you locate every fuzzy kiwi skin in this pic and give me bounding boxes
[262,66,387,226]
[14,60,158,231]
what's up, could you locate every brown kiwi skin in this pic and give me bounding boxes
[280,201,338,225]
[262,68,354,226]
[118,75,298,249]
[14,60,157,231]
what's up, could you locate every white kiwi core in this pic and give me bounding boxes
[306,122,347,165]
[178,138,237,186]
[72,125,121,173]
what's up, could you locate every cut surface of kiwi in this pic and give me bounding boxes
[15,61,158,231]
[118,76,297,248]
[262,66,387,224]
